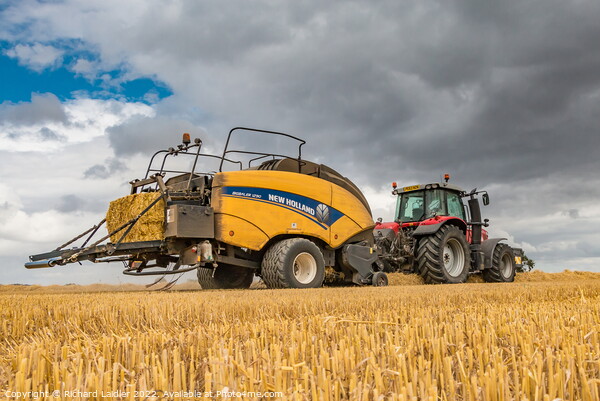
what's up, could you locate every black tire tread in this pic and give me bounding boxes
[197,268,220,289]
[416,225,469,284]
[197,265,254,290]
[482,244,515,283]
[262,239,294,288]
[262,238,324,289]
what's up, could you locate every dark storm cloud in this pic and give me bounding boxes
[39,127,65,141]
[107,115,205,156]
[98,0,600,191]
[83,157,126,179]
[53,194,109,214]
[0,93,67,124]
[566,209,579,219]
[54,194,86,213]
[367,0,600,187]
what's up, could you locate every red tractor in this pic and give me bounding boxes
[374,175,523,284]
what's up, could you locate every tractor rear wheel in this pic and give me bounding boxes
[262,238,325,289]
[197,264,254,289]
[416,225,470,284]
[482,244,516,282]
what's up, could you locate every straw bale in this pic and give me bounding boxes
[105,192,165,243]
[385,271,600,286]
[515,269,600,282]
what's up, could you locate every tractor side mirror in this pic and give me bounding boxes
[482,193,490,206]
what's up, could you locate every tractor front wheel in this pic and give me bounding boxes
[197,264,254,289]
[482,244,516,282]
[262,238,325,289]
[416,225,470,284]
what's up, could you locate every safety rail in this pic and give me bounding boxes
[219,127,306,172]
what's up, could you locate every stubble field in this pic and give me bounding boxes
[1,272,599,400]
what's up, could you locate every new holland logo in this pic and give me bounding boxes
[221,186,344,229]
[315,203,330,224]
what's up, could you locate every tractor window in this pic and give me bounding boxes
[397,191,424,222]
[425,189,447,218]
[446,191,466,220]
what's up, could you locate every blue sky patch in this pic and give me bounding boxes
[0,42,172,104]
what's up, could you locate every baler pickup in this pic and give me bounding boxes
[26,240,165,269]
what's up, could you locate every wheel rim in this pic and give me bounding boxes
[443,238,465,277]
[293,252,317,284]
[500,253,513,278]
[375,274,386,286]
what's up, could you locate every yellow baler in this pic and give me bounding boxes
[25,128,388,289]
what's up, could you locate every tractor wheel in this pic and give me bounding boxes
[416,225,470,284]
[482,244,516,282]
[197,264,254,290]
[262,238,325,289]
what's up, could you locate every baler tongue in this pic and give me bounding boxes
[25,257,63,269]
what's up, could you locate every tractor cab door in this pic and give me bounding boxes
[446,191,466,220]
[396,191,425,222]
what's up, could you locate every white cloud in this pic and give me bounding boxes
[0,93,161,282]
[71,58,98,80]
[0,135,152,274]
[0,192,96,253]
[0,96,154,152]
[5,43,64,71]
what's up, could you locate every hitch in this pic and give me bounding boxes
[339,244,387,286]
[25,257,63,269]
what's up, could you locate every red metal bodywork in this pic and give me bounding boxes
[374,221,400,234]
[375,216,488,244]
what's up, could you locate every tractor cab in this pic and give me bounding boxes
[376,174,490,240]
[393,182,467,226]
[384,177,491,246]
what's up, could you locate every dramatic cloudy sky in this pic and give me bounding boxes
[1,0,599,284]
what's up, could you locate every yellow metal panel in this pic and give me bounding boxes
[214,214,270,250]
[212,170,374,250]
[330,184,375,248]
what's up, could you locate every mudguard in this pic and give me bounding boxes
[481,238,506,269]
[412,223,442,236]
[412,218,467,236]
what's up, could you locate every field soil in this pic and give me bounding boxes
[2,270,599,294]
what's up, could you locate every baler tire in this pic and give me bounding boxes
[197,264,254,290]
[261,238,325,289]
[416,225,470,284]
[482,244,516,283]
[372,271,388,287]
